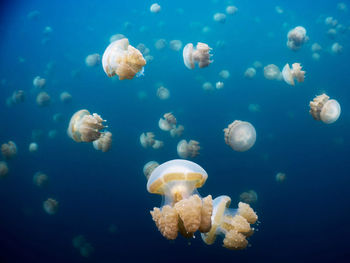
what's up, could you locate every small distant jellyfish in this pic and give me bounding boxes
[155,39,167,50]
[0,161,9,179]
[275,6,284,14]
[226,6,238,15]
[216,81,224,90]
[287,26,308,51]
[85,53,100,67]
[239,190,258,204]
[309,94,341,124]
[67,109,107,142]
[183,42,213,69]
[169,40,183,51]
[311,43,322,52]
[152,140,164,150]
[202,82,214,91]
[109,33,125,43]
[29,142,38,153]
[331,42,343,54]
[140,132,156,148]
[33,76,46,89]
[312,53,320,61]
[60,91,72,103]
[202,26,211,34]
[157,86,170,100]
[150,3,161,13]
[170,125,184,138]
[213,13,226,23]
[281,63,305,86]
[248,104,261,113]
[325,17,338,27]
[11,90,25,104]
[27,10,40,20]
[177,139,200,159]
[327,28,337,39]
[337,2,347,11]
[159,113,177,131]
[53,113,64,123]
[102,38,146,80]
[93,131,112,152]
[43,26,52,35]
[201,196,258,250]
[244,67,256,78]
[36,91,51,107]
[72,235,94,258]
[33,172,49,187]
[143,161,159,180]
[276,172,286,182]
[1,141,17,159]
[48,130,57,139]
[43,198,59,215]
[224,121,256,152]
[263,64,281,80]
[253,61,263,69]
[219,70,230,79]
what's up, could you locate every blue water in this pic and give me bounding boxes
[1,0,350,262]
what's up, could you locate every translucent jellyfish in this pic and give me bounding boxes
[201,196,258,250]
[102,38,146,80]
[93,131,112,152]
[327,28,337,39]
[281,63,305,86]
[216,81,224,90]
[53,113,64,123]
[48,130,57,139]
[226,6,238,15]
[276,172,286,182]
[263,64,281,80]
[85,53,100,67]
[177,139,200,159]
[140,132,156,148]
[169,40,183,51]
[253,61,263,69]
[43,198,59,215]
[150,3,161,13]
[311,43,322,52]
[170,125,184,138]
[33,172,49,187]
[244,67,256,78]
[224,121,256,152]
[43,26,53,35]
[72,235,94,258]
[36,91,51,107]
[33,76,46,89]
[109,33,125,43]
[157,86,170,100]
[1,141,17,159]
[148,159,213,239]
[275,6,284,14]
[67,109,107,143]
[248,104,261,113]
[143,161,159,180]
[239,190,258,204]
[152,140,164,150]
[219,70,230,79]
[331,42,343,54]
[11,90,25,104]
[27,10,40,20]
[29,142,38,153]
[309,94,341,124]
[202,82,214,91]
[183,42,213,69]
[0,161,9,179]
[155,39,167,50]
[213,13,226,23]
[312,53,320,61]
[325,17,338,27]
[287,26,308,51]
[60,91,72,103]
[159,113,177,131]
[337,2,347,11]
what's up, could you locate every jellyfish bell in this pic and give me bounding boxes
[140,132,155,148]
[152,140,164,150]
[60,91,72,103]
[177,139,200,159]
[169,40,183,51]
[244,67,256,78]
[202,82,214,91]
[183,42,212,69]
[150,3,161,13]
[109,33,125,43]
[159,113,176,131]
[33,172,49,187]
[0,161,9,179]
[157,86,170,100]
[170,125,184,138]
[331,42,343,54]
[85,53,100,67]
[281,63,305,86]
[43,198,58,215]
[226,6,238,15]
[287,26,308,51]
[36,91,51,107]
[219,69,230,79]
[29,142,38,153]
[1,141,17,159]
[276,172,286,182]
[311,43,322,52]
[213,13,226,23]
[263,64,281,80]
[102,38,146,80]
[309,94,341,124]
[155,39,167,50]
[143,161,159,180]
[215,81,224,90]
[93,131,112,152]
[312,53,321,61]
[33,76,46,89]
[224,121,256,152]
[11,90,25,104]
[239,190,258,204]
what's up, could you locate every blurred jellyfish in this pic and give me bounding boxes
[33,76,46,89]
[109,33,125,43]
[43,198,58,215]
[201,197,258,250]
[136,43,150,55]
[169,40,183,51]
[108,224,118,234]
[244,67,256,78]
[155,39,167,50]
[148,159,213,240]
[33,172,49,187]
[177,139,200,159]
[48,129,57,139]
[93,131,112,152]
[226,6,238,15]
[287,26,308,51]
[0,161,9,179]
[29,142,38,153]
[1,141,17,159]
[248,104,261,113]
[216,81,224,90]
[263,64,281,80]
[276,172,286,182]
[312,53,320,61]
[224,121,256,152]
[140,132,156,148]
[36,91,51,107]
[202,26,211,34]
[102,38,146,80]
[43,26,53,35]
[275,6,284,14]
[311,43,322,52]
[327,28,337,39]
[72,235,86,249]
[27,10,40,20]
[337,2,347,11]
[170,125,184,138]
[60,91,72,103]
[157,86,170,100]
[32,129,44,141]
[159,113,177,131]
[152,140,164,150]
[239,190,258,204]
[252,61,263,69]
[325,17,338,27]
[143,161,159,180]
[72,235,94,258]
[213,13,226,23]
[11,90,25,104]
[150,3,161,13]
[67,109,107,142]
[53,113,64,123]
[281,63,305,86]
[331,42,343,54]
[85,53,100,67]
[183,42,213,69]
[219,69,230,79]
[309,94,341,124]
[202,82,214,91]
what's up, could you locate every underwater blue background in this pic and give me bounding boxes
[1,0,350,262]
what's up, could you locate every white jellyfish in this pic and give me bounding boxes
[159,113,177,131]
[29,142,38,153]
[224,121,256,152]
[281,63,305,86]
[60,91,72,103]
[169,40,183,51]
[85,53,100,67]
[150,3,161,13]
[1,141,17,159]
[219,70,230,79]
[215,81,224,90]
[157,86,170,100]
[43,198,59,215]
[183,42,213,69]
[226,6,238,15]
[177,139,200,159]
[263,64,282,80]
[36,91,51,107]
[0,161,9,179]
[33,76,46,89]
[155,39,167,50]
[170,125,184,138]
[287,26,308,51]
[202,82,214,91]
[213,13,226,23]
[309,94,341,124]
[140,132,156,148]
[93,131,112,152]
[244,67,256,78]
[143,161,159,180]
[331,42,343,54]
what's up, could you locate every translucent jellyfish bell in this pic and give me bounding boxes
[43,198,59,215]
[33,172,49,187]
[177,139,200,159]
[140,132,155,148]
[143,161,159,180]
[309,94,341,124]
[263,64,281,80]
[183,42,213,69]
[85,53,100,67]
[276,172,286,182]
[150,3,161,13]
[159,112,177,131]
[156,86,170,100]
[224,121,256,152]
[239,190,258,204]
[281,63,305,86]
[29,142,38,153]
[287,26,308,51]
[93,131,112,152]
[1,141,17,159]
[60,91,72,103]
[36,91,51,107]
[33,76,46,89]
[170,125,184,138]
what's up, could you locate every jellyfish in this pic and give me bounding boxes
[337,2,347,11]
[43,26,53,35]
[72,235,94,258]
[275,6,284,14]
[60,91,72,103]
[102,38,146,80]
[177,140,200,159]
[253,61,263,69]
[244,67,256,78]
[281,63,305,86]
[213,13,226,23]
[29,142,38,153]
[276,172,286,182]
[170,125,184,138]
[33,76,46,89]
[1,141,17,159]
[157,86,170,100]
[148,159,213,240]
[224,121,256,152]
[159,113,177,131]
[239,190,258,204]
[143,161,159,180]
[27,10,40,20]
[67,109,107,143]
[219,69,230,79]
[150,3,161,13]
[43,198,59,215]
[85,53,100,67]
[183,42,213,69]
[140,132,156,148]
[309,94,341,124]
[36,91,51,107]
[311,43,322,52]
[0,161,9,179]
[53,113,64,123]
[155,39,167,50]
[263,64,281,80]
[331,42,343,54]
[201,196,258,250]
[216,81,224,90]
[169,40,183,51]
[202,82,214,91]
[93,131,112,152]
[325,17,338,27]
[287,26,308,51]
[33,172,49,187]
[11,90,25,104]
[152,140,164,150]
[109,33,125,43]
[226,6,238,15]
[48,130,57,139]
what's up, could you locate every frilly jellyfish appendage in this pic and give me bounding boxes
[224,121,256,152]
[93,131,112,152]
[282,63,305,86]
[309,94,341,124]
[183,42,212,69]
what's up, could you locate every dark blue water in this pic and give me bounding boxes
[1,0,350,262]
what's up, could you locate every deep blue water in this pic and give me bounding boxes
[1,0,350,262]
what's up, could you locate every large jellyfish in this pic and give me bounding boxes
[67,109,107,143]
[201,196,258,250]
[85,53,100,67]
[33,172,49,187]
[0,161,9,179]
[183,42,212,69]
[147,159,213,240]
[159,113,177,131]
[281,63,305,86]
[43,198,59,215]
[1,141,17,159]
[36,91,51,107]
[177,140,200,159]
[287,26,308,51]
[93,131,112,152]
[309,94,341,124]
[143,161,159,180]
[102,38,146,80]
[224,121,256,152]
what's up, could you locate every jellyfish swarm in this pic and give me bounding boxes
[201,196,258,250]
[309,94,341,124]
[147,160,213,240]
[177,140,200,159]
[224,121,256,152]
[281,63,305,86]
[1,141,17,159]
[93,131,112,152]
[102,38,146,80]
[183,42,212,69]
[67,110,107,142]
[287,26,308,51]
[43,198,59,215]
[143,161,159,180]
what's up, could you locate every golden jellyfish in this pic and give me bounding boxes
[150,3,161,13]
[33,172,49,187]
[159,113,177,131]
[67,109,107,143]
[1,141,17,159]
[281,63,305,86]
[93,131,112,152]
[239,190,258,204]
[287,26,308,51]
[143,161,159,180]
[157,86,170,100]
[33,76,46,89]
[29,142,38,153]
[36,91,51,107]
[226,6,238,15]
[140,132,156,148]
[331,42,343,54]
[177,139,200,159]
[147,159,213,240]
[85,53,100,67]
[60,91,72,103]
[276,172,286,182]
[102,38,146,80]
[183,42,213,69]
[213,13,226,23]
[201,196,258,250]
[43,198,59,215]
[263,64,282,80]
[169,40,183,51]
[309,94,341,124]
[0,161,9,179]
[244,67,256,78]
[170,125,184,138]
[224,121,256,152]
